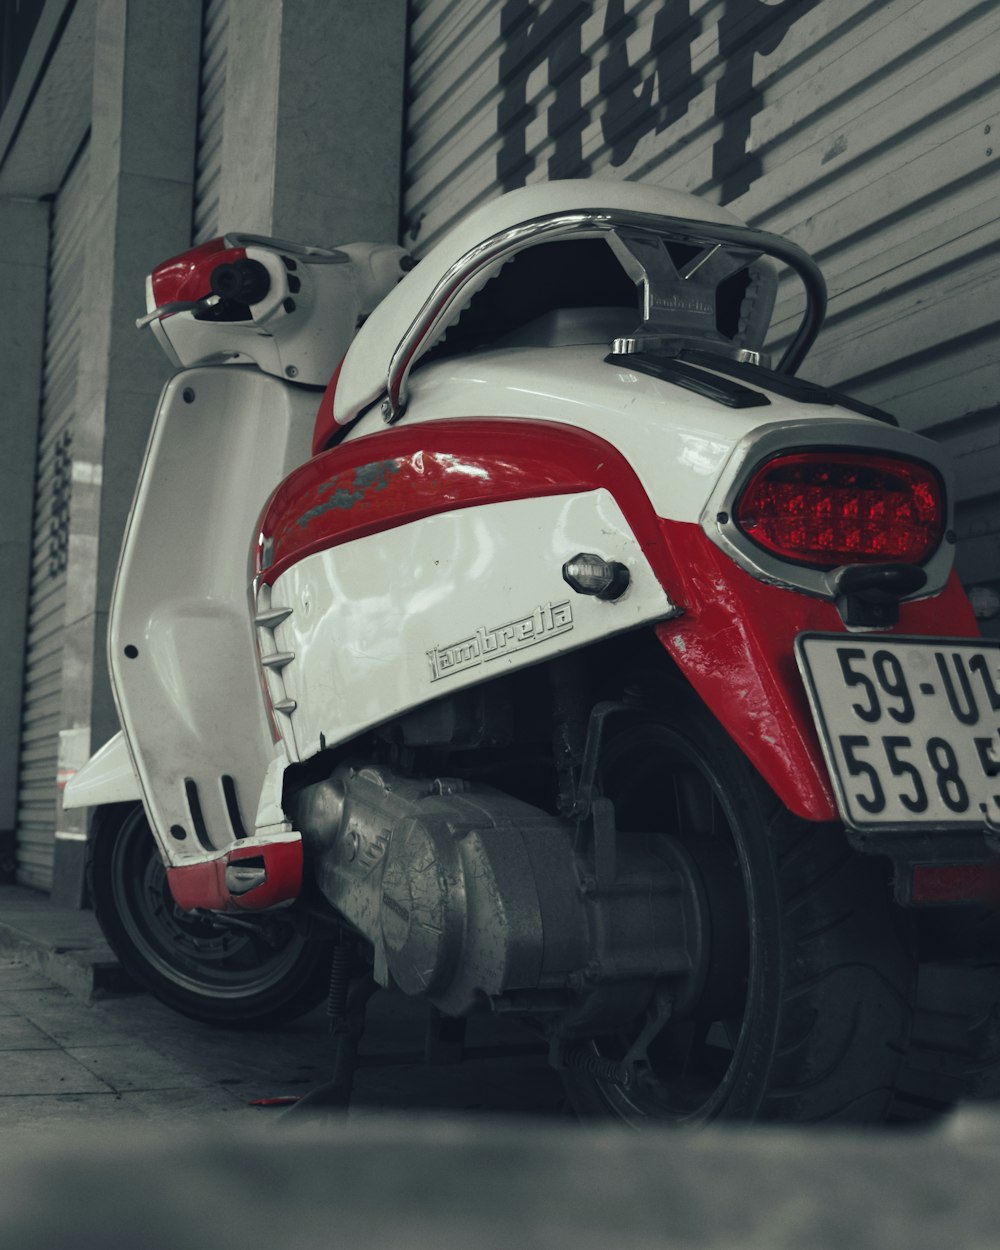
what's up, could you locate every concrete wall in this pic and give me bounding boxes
[219,0,408,244]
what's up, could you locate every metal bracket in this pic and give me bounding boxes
[570,700,633,822]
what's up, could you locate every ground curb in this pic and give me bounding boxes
[0,885,136,1000]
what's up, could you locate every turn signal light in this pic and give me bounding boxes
[562,553,630,600]
[735,452,944,569]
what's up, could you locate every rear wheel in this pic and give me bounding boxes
[891,903,1000,1119]
[562,692,915,1124]
[89,803,331,1027]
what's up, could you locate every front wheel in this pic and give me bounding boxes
[562,689,915,1125]
[89,803,332,1027]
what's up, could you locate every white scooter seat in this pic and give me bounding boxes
[332,179,753,431]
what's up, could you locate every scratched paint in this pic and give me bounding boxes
[297,460,402,527]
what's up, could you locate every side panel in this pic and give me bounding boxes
[109,366,317,867]
[264,489,677,759]
[261,393,973,818]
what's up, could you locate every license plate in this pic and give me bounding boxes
[795,634,1000,832]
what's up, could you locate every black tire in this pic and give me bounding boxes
[561,688,915,1125]
[89,803,332,1027]
[890,905,1000,1119]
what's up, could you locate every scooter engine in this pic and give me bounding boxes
[294,764,704,1029]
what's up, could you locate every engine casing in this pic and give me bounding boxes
[295,764,700,1023]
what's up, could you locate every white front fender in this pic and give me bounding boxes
[62,731,141,810]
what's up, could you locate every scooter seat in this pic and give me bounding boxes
[332,178,748,431]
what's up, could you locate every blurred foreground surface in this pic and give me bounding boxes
[2,953,1000,1248]
[2,1079,1000,1250]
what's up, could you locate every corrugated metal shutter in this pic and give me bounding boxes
[15,146,90,891]
[403,0,1000,585]
[192,0,229,245]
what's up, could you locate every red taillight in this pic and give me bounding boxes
[735,452,944,569]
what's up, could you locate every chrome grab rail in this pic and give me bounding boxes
[380,208,827,424]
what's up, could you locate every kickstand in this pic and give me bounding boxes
[284,937,376,1116]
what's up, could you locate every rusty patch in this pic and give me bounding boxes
[297,460,402,527]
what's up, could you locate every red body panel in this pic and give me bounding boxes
[166,839,303,913]
[312,359,344,455]
[258,416,978,827]
[256,418,667,587]
[655,521,978,821]
[151,237,247,307]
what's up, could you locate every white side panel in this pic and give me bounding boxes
[266,489,677,760]
[62,732,140,810]
[109,366,317,865]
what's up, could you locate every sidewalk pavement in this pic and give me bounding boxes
[4,883,1000,1249]
[0,882,565,1132]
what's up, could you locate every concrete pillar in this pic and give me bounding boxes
[219,0,408,245]
[0,197,49,882]
[52,0,202,904]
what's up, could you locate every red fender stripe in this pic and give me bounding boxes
[256,417,668,587]
[311,357,345,455]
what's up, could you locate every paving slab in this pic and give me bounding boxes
[0,1048,114,1097]
[0,986,139,1047]
[65,1041,218,1093]
[0,1015,60,1049]
[0,937,998,1249]
[0,1086,246,1132]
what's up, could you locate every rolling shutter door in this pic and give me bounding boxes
[192,0,229,245]
[15,147,89,891]
[402,0,1000,589]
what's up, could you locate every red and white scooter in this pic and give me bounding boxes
[66,180,999,1122]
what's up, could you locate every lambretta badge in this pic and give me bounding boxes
[427,601,574,682]
[649,291,714,318]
